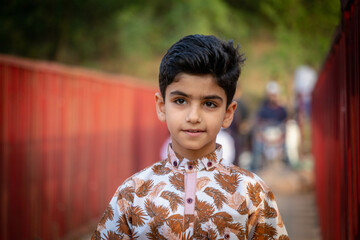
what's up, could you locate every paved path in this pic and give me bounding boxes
[256,160,322,240]
[276,192,321,240]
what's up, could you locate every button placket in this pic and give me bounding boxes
[184,172,197,215]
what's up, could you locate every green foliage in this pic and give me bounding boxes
[116,0,249,59]
[1,0,340,81]
[0,0,133,60]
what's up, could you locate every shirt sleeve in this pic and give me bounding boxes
[248,190,289,240]
[91,183,134,240]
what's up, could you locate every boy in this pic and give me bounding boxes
[92,34,288,240]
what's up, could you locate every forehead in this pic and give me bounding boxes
[165,73,225,97]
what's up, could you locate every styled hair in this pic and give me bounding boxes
[159,34,245,106]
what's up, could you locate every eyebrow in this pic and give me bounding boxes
[170,90,189,97]
[170,90,223,102]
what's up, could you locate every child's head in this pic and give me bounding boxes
[159,34,245,107]
[156,35,245,159]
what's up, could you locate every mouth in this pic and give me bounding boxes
[183,129,205,136]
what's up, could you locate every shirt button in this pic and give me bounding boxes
[224,234,230,239]
[188,165,193,170]
[173,161,178,167]
[186,198,193,204]
[207,162,213,167]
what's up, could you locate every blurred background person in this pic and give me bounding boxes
[251,81,289,171]
[293,65,317,159]
[226,87,252,169]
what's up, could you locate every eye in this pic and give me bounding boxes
[204,101,217,108]
[174,98,186,105]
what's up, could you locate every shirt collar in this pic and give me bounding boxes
[166,144,224,171]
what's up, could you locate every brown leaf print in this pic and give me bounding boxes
[133,178,144,190]
[195,198,215,223]
[91,230,101,240]
[184,214,194,231]
[99,205,114,229]
[104,230,122,240]
[135,179,154,198]
[193,221,208,239]
[117,198,130,213]
[204,221,219,240]
[267,191,275,201]
[216,164,231,175]
[258,178,271,193]
[238,200,249,215]
[182,232,192,240]
[196,176,211,190]
[119,186,135,203]
[245,218,249,237]
[247,182,262,207]
[116,214,131,236]
[127,205,147,227]
[152,162,172,175]
[204,187,227,209]
[166,214,183,237]
[144,199,169,225]
[206,152,218,163]
[148,182,166,199]
[248,208,263,227]
[252,223,277,240]
[208,229,218,240]
[262,200,277,219]
[169,172,185,192]
[159,225,180,240]
[160,191,184,212]
[278,235,290,240]
[230,166,254,178]
[187,159,200,169]
[212,212,233,234]
[228,222,245,239]
[214,172,240,194]
[146,223,167,240]
[227,192,245,210]
[130,228,139,239]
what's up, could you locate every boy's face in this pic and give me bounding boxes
[155,73,237,160]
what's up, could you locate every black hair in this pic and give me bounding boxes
[159,34,245,107]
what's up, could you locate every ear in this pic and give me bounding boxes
[222,101,237,128]
[155,92,166,122]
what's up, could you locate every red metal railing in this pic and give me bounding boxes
[0,55,169,240]
[312,0,359,239]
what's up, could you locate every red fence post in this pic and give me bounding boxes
[312,0,360,239]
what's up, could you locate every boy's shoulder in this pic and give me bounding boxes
[118,158,170,188]
[228,164,271,193]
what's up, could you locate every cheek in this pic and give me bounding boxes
[165,110,182,127]
[207,114,224,131]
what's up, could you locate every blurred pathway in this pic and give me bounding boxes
[256,158,321,240]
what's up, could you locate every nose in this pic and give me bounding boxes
[186,105,202,123]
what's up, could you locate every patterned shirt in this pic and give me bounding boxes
[92,144,288,240]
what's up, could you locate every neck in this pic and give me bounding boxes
[171,143,217,160]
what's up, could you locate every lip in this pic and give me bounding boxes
[183,129,205,137]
